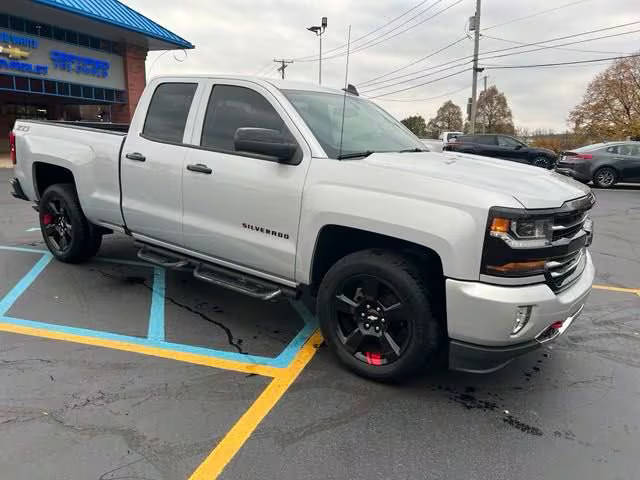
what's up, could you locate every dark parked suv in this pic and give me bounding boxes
[443,134,557,169]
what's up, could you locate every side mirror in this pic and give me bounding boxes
[515,144,523,150]
[234,128,298,164]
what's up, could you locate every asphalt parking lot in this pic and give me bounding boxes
[1,168,639,480]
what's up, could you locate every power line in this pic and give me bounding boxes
[359,21,640,92]
[296,0,465,63]
[357,0,591,89]
[376,85,470,102]
[292,0,434,61]
[482,33,631,55]
[483,53,640,69]
[367,68,472,99]
[253,60,276,76]
[478,27,640,62]
[482,0,592,31]
[359,36,468,86]
[360,59,472,93]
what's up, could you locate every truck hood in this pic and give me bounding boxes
[361,151,590,209]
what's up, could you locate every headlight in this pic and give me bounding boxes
[482,208,554,277]
[489,216,553,248]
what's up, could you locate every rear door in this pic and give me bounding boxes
[181,80,311,281]
[121,81,202,246]
[472,135,499,157]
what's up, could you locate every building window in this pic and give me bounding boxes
[0,12,119,55]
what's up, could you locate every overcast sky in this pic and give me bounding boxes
[128,0,639,133]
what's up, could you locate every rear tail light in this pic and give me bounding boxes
[565,151,592,160]
[9,131,16,165]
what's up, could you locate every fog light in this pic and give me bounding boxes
[512,306,533,335]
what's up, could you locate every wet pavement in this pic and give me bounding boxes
[1,168,639,479]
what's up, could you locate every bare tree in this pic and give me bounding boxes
[472,86,515,134]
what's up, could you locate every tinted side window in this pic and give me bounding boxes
[143,83,197,143]
[618,144,634,156]
[201,85,292,152]
[498,136,520,147]
[605,146,619,154]
[474,136,496,145]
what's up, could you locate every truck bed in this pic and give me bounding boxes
[12,119,128,229]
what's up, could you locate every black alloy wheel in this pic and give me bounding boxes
[317,249,442,381]
[332,274,411,366]
[42,198,73,254]
[39,184,102,263]
[532,157,550,169]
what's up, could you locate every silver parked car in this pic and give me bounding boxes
[556,141,640,188]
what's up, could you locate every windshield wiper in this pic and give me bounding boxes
[337,150,376,160]
[398,148,427,153]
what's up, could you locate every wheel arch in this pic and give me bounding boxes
[308,225,447,326]
[32,162,76,200]
[593,164,620,176]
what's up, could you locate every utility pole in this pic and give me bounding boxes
[469,0,482,134]
[273,59,293,79]
[482,75,488,133]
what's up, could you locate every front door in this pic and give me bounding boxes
[121,81,200,246]
[496,135,528,163]
[617,144,640,182]
[181,81,310,280]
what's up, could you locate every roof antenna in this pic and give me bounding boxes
[338,25,352,160]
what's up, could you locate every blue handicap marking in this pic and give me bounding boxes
[0,245,317,369]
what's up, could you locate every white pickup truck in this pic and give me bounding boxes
[421,131,463,152]
[9,75,595,380]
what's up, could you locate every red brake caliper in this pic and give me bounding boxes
[365,352,382,366]
[42,214,54,225]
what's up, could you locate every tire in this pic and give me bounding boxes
[39,184,102,263]
[593,167,617,188]
[532,157,550,169]
[317,249,442,381]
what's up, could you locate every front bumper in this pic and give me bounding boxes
[9,177,29,201]
[446,251,594,373]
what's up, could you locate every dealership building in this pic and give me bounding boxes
[0,0,193,152]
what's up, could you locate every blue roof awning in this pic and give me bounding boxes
[29,0,194,49]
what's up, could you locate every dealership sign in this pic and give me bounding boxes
[0,28,124,89]
[50,51,110,78]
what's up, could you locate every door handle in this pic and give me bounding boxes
[126,152,146,162]
[187,163,213,174]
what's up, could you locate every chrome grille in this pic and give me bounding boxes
[545,248,587,292]
[552,211,588,241]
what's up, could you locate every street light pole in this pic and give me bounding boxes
[319,32,322,85]
[307,17,327,85]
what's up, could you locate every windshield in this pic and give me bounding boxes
[282,90,424,158]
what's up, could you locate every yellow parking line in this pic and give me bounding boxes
[593,284,640,296]
[0,323,281,377]
[189,329,323,480]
